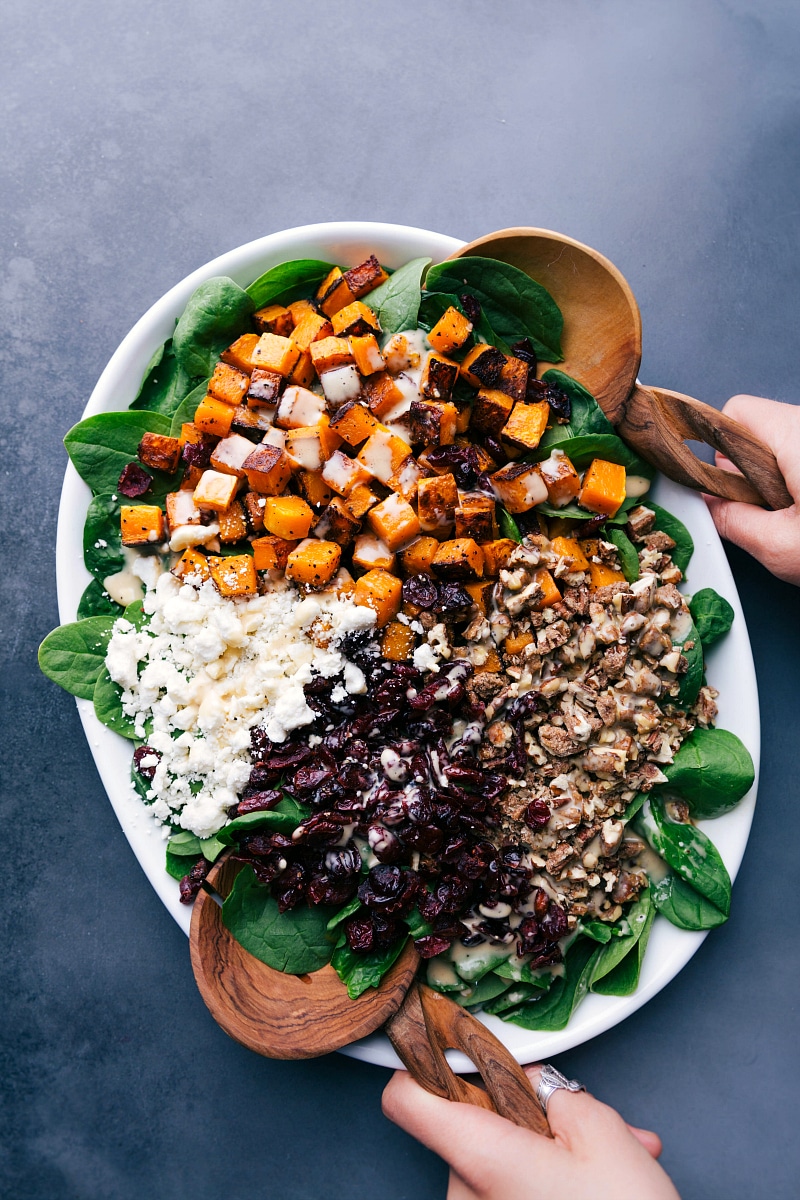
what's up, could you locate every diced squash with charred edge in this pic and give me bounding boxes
[465,581,492,614]
[490,461,548,513]
[356,430,410,484]
[361,372,404,418]
[166,490,201,533]
[432,538,485,581]
[420,353,459,403]
[209,554,258,598]
[470,388,514,435]
[173,547,211,581]
[317,268,357,317]
[218,500,248,544]
[496,356,529,401]
[329,400,380,446]
[477,648,502,673]
[343,255,389,299]
[587,562,627,591]
[480,538,517,576]
[290,312,333,352]
[578,459,627,517]
[193,470,239,513]
[428,306,473,354]
[287,299,315,325]
[502,401,550,451]
[121,505,164,546]
[504,630,534,655]
[194,395,235,438]
[417,473,458,533]
[331,301,381,338]
[350,333,385,376]
[381,621,416,661]
[181,464,204,490]
[253,304,294,336]
[230,405,274,439]
[244,491,266,531]
[263,496,314,540]
[367,493,421,551]
[533,568,562,610]
[408,400,457,446]
[455,404,472,434]
[400,536,440,575]
[138,432,182,474]
[346,482,381,520]
[454,495,497,543]
[313,496,361,546]
[241,445,292,495]
[550,537,590,572]
[309,336,354,375]
[288,351,316,389]
[221,333,261,373]
[387,455,423,502]
[537,450,581,507]
[209,362,251,406]
[296,469,334,508]
[460,343,495,388]
[247,367,284,408]
[210,433,257,478]
[252,333,301,378]
[285,539,342,587]
[252,535,298,572]
[352,569,402,627]
[322,448,372,496]
[351,533,396,572]
[179,422,205,447]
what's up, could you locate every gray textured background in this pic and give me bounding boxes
[2,2,799,1197]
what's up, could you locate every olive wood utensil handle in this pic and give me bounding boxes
[618,384,793,509]
[386,983,551,1137]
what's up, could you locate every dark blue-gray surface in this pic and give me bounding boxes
[2,2,798,1197]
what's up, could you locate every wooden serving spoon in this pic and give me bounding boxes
[448,227,792,510]
[190,855,550,1136]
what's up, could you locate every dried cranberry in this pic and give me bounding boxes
[524,799,551,830]
[402,574,439,610]
[292,760,335,796]
[118,462,153,498]
[178,858,209,904]
[541,901,568,942]
[544,382,571,422]
[532,887,549,920]
[132,745,160,779]
[344,914,376,953]
[459,293,482,324]
[306,874,357,906]
[271,862,306,911]
[459,931,486,948]
[235,790,282,815]
[423,444,482,490]
[358,865,419,917]
[325,847,362,877]
[414,934,453,959]
[510,338,538,370]
[433,582,473,614]
[516,915,542,954]
[293,812,348,847]
[181,434,216,469]
[367,825,405,864]
[507,691,542,722]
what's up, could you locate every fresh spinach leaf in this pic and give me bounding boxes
[169,378,212,438]
[217,796,311,844]
[172,277,255,378]
[222,865,335,974]
[674,618,703,709]
[652,873,728,930]
[165,851,192,880]
[689,587,735,648]
[532,432,654,479]
[646,502,694,574]
[165,830,224,862]
[38,616,117,700]
[93,669,138,739]
[606,527,640,582]
[405,908,433,939]
[425,257,563,361]
[64,412,174,500]
[456,972,513,1009]
[498,507,522,543]
[591,899,655,996]
[538,370,615,444]
[122,599,147,630]
[131,339,202,418]
[660,728,754,819]
[77,578,121,619]
[326,896,363,932]
[590,886,653,994]
[484,981,550,1014]
[501,937,599,1031]
[623,793,647,822]
[366,257,431,336]
[581,921,616,944]
[83,494,125,580]
[130,752,152,804]
[493,958,554,986]
[331,935,407,999]
[246,259,335,309]
[635,797,731,916]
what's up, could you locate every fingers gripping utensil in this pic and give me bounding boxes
[448,228,792,510]
[190,856,551,1137]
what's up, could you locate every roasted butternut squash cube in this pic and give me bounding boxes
[252,333,301,378]
[331,301,381,338]
[330,567,356,598]
[477,647,502,673]
[460,344,504,388]
[275,385,327,430]
[490,461,548,513]
[357,430,411,484]
[383,332,423,374]
[178,422,206,447]
[252,304,294,336]
[210,433,257,478]
[408,400,457,446]
[537,449,582,507]
[381,620,416,662]
[295,469,334,508]
[138,432,182,474]
[290,311,333,352]
[209,361,251,407]
[504,630,534,655]
[241,444,292,495]
[244,491,267,531]
[180,464,204,490]
[387,455,423,502]
[313,496,361,546]
[287,298,316,325]
[420,353,459,403]
[353,569,403,627]
[194,394,235,438]
[496,356,529,401]
[351,534,396,572]
[346,482,381,519]
[428,305,473,354]
[165,489,202,534]
[533,568,562,610]
[361,371,405,419]
[367,493,421,551]
[578,459,627,517]
[316,267,357,317]
[193,470,239,513]
[218,500,248,544]
[455,495,497,543]
[502,401,550,451]
[550,536,590,572]
[172,547,211,582]
[221,333,261,373]
[349,333,385,376]
[465,580,493,614]
[343,254,389,299]
[481,538,517,576]
[417,473,458,533]
[230,404,275,440]
[322,448,372,495]
[262,496,314,540]
[120,504,165,546]
[285,421,341,473]
[400,536,440,575]
[587,562,627,591]
[247,367,284,408]
[432,538,485,581]
[287,351,316,390]
[285,539,342,587]
[470,388,514,435]
[319,364,362,408]
[308,335,353,375]
[252,534,298,571]
[209,554,258,597]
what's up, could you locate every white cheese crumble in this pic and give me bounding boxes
[105,573,376,838]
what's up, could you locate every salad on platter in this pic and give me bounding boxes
[40,249,755,1030]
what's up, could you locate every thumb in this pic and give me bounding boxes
[704,494,800,585]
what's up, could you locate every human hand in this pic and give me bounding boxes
[703,394,800,585]
[382,1065,680,1200]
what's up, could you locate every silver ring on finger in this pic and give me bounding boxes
[536,1063,586,1114]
